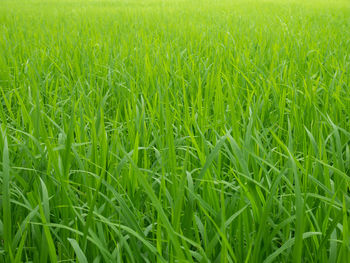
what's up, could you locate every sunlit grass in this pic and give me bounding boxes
[1,0,350,262]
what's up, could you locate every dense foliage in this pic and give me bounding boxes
[1,0,350,262]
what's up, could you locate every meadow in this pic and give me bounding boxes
[0,0,350,262]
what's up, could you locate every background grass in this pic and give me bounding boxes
[1,0,350,262]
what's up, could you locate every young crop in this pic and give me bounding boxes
[0,0,350,262]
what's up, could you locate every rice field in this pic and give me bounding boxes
[1,0,350,262]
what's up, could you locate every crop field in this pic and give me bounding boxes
[0,0,350,262]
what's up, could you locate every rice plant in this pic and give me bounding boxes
[0,0,350,262]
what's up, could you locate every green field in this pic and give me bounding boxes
[1,0,350,262]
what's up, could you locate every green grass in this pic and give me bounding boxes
[1,0,350,261]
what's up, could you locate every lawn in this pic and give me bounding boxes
[0,0,350,262]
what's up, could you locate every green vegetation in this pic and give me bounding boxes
[1,0,350,261]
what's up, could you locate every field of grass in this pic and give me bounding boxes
[1,0,350,262]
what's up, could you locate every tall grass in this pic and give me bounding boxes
[1,0,350,261]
